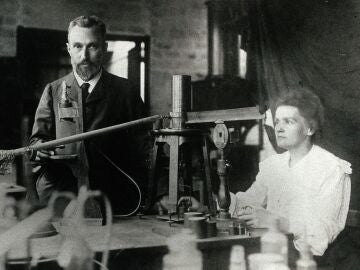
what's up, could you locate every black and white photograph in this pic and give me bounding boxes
[0,0,358,269]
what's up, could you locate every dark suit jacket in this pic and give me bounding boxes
[30,70,150,214]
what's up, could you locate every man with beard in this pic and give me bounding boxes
[29,16,149,216]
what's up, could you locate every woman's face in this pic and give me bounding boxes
[274,105,312,150]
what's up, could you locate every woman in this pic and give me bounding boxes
[184,89,351,256]
[234,89,351,256]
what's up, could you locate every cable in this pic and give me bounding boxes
[98,148,142,217]
[93,259,110,270]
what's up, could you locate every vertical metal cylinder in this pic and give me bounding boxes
[184,212,204,228]
[206,220,217,237]
[172,75,191,113]
[170,75,191,129]
[189,216,207,239]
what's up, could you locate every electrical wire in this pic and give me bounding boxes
[98,149,142,217]
[93,258,110,270]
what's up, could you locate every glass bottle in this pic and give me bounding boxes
[260,217,288,264]
[229,245,246,270]
[296,241,317,270]
[163,229,202,270]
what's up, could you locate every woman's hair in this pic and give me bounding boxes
[275,89,325,136]
[68,15,106,42]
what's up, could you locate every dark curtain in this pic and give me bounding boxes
[251,0,360,209]
[250,0,360,267]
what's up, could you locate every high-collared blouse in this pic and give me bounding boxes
[232,145,351,256]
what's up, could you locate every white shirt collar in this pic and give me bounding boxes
[74,69,102,93]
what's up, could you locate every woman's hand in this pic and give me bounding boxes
[236,207,274,228]
[178,196,205,212]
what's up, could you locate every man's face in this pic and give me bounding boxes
[67,26,107,81]
[274,105,312,150]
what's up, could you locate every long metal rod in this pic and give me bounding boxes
[186,106,263,124]
[11,115,162,156]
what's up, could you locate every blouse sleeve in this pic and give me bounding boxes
[223,192,238,216]
[289,160,351,256]
[233,161,269,215]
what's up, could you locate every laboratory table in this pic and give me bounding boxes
[8,215,298,270]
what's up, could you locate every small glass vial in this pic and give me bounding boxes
[296,242,317,270]
[229,245,246,270]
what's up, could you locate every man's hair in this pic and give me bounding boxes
[68,15,106,41]
[275,89,325,134]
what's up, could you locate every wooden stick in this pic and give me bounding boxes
[11,115,161,156]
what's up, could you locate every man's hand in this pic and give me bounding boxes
[236,207,274,228]
[30,143,65,163]
[34,149,56,162]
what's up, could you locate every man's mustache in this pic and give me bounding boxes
[79,61,94,66]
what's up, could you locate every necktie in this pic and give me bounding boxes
[81,83,90,101]
[81,83,90,128]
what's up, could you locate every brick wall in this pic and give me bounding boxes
[0,0,207,115]
[149,0,207,114]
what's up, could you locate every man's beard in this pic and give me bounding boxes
[75,61,100,81]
